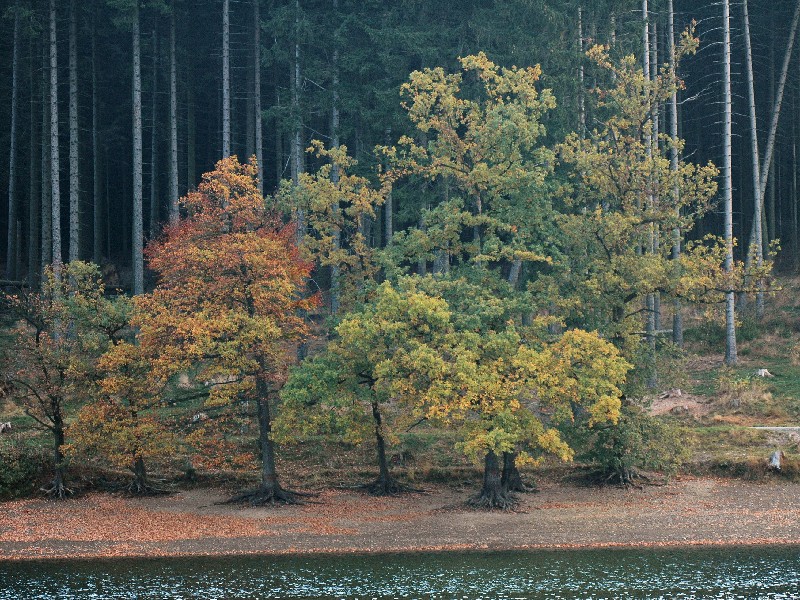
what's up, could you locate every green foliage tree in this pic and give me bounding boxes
[281,275,630,507]
[547,41,766,378]
[381,52,556,281]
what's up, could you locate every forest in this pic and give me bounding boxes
[1,0,799,510]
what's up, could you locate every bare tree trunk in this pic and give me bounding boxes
[168,0,179,223]
[187,83,195,191]
[132,1,144,294]
[578,6,585,138]
[68,0,79,262]
[28,34,40,285]
[291,0,303,244]
[742,0,765,317]
[723,0,737,365]
[92,12,102,264]
[50,0,62,281]
[330,0,341,316]
[747,0,800,262]
[149,24,159,238]
[668,0,683,347]
[254,0,263,193]
[222,0,231,158]
[6,0,20,280]
[41,42,52,273]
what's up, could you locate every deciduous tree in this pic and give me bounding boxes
[134,156,317,505]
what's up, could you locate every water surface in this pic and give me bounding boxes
[2,546,799,599]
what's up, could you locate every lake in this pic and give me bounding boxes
[2,546,799,599]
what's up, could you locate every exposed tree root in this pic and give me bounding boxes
[467,488,518,510]
[223,486,304,506]
[126,479,170,496]
[41,477,73,500]
[359,476,421,496]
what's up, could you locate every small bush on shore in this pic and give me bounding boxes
[0,436,49,499]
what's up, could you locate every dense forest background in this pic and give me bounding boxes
[1,0,800,287]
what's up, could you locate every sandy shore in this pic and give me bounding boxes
[2,476,799,561]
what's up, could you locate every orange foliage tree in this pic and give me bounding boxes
[134,156,317,504]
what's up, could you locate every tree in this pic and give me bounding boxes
[69,0,80,262]
[68,340,174,494]
[1,262,132,498]
[279,279,451,495]
[49,0,61,281]
[282,276,629,507]
[551,42,721,365]
[722,0,736,365]
[281,141,385,314]
[5,0,20,280]
[383,52,556,281]
[133,156,316,505]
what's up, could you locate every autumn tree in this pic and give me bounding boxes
[134,156,316,505]
[67,340,175,494]
[1,262,132,498]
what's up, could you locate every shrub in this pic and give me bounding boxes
[0,436,48,499]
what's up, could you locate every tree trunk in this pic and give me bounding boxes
[28,33,40,285]
[68,0,79,262]
[363,399,404,495]
[168,1,179,223]
[668,0,683,347]
[186,83,195,191]
[226,362,298,505]
[50,0,62,281]
[291,0,303,244]
[6,0,20,280]
[469,451,515,509]
[578,6,585,137]
[149,24,159,238]
[92,12,102,264]
[43,408,69,499]
[330,0,341,316]
[222,0,231,158]
[384,128,393,246]
[41,41,51,273]
[254,0,263,193]
[501,451,535,493]
[723,0,737,366]
[132,2,144,294]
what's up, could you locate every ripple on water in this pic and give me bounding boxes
[2,546,800,599]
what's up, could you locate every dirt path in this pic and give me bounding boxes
[2,477,800,561]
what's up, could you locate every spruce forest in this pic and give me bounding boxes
[2,0,800,509]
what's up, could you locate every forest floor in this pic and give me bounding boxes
[2,475,800,561]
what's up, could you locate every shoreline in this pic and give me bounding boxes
[3,476,800,562]
[2,538,800,564]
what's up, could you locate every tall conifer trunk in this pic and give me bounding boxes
[168,1,179,223]
[92,11,102,264]
[132,1,144,294]
[50,0,62,281]
[6,0,20,280]
[68,0,80,262]
[668,0,683,346]
[254,0,263,193]
[149,24,159,238]
[723,0,737,365]
[222,0,231,157]
[28,34,40,285]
